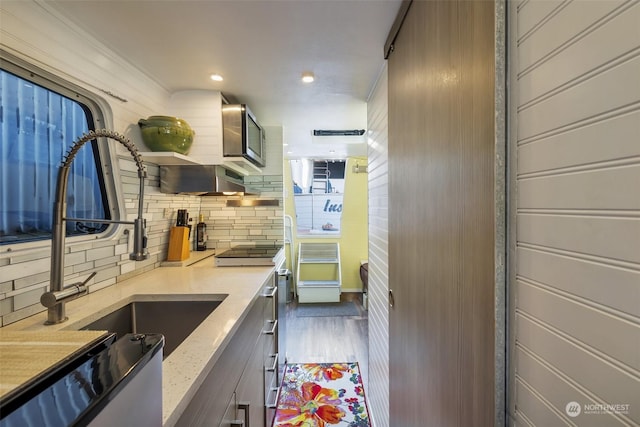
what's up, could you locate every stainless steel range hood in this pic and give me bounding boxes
[159,165,257,196]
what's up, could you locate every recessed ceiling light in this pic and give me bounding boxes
[301,71,315,83]
[210,73,223,82]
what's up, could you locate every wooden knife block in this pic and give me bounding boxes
[167,226,190,261]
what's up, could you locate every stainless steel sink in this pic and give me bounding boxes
[77,296,226,359]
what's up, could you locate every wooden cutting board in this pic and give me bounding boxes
[0,330,108,399]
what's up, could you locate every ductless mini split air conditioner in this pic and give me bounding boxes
[311,129,366,144]
[312,129,365,136]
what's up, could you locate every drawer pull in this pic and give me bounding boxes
[232,401,250,427]
[263,320,278,335]
[264,286,277,298]
[266,352,279,372]
[266,387,279,408]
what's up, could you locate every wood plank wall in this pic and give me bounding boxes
[367,64,390,427]
[387,1,496,425]
[509,0,640,425]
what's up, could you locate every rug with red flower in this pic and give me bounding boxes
[272,362,371,427]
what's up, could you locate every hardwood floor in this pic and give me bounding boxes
[284,293,369,387]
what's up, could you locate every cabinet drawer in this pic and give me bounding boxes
[264,285,277,321]
[218,393,236,427]
[263,328,276,352]
[264,367,279,427]
[236,340,266,427]
[178,297,264,425]
[264,351,278,393]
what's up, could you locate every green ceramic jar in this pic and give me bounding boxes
[138,115,195,155]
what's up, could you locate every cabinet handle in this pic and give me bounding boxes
[266,352,278,372]
[263,286,277,298]
[266,387,280,408]
[263,319,277,335]
[238,401,250,427]
[389,289,395,308]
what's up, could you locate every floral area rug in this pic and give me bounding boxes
[272,362,371,427]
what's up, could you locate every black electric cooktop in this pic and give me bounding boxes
[215,244,282,258]
[215,244,283,266]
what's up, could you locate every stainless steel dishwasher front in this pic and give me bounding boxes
[0,333,164,427]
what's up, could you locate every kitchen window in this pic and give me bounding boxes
[290,159,345,236]
[0,60,111,245]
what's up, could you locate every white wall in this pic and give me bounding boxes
[367,64,389,427]
[509,0,640,425]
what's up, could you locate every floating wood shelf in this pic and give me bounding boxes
[138,152,262,176]
[138,152,201,165]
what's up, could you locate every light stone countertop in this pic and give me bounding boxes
[2,256,276,426]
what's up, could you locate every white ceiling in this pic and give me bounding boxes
[47,0,401,159]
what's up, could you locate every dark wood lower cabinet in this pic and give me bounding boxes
[233,340,267,426]
[178,273,278,427]
[219,394,237,427]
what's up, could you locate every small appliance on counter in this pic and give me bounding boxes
[214,244,284,267]
[0,333,164,427]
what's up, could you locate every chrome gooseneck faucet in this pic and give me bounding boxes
[41,129,149,324]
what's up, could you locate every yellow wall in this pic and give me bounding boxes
[284,157,368,292]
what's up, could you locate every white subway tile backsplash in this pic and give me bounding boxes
[72,261,95,274]
[86,246,115,262]
[210,210,235,217]
[119,261,136,275]
[13,286,47,310]
[0,169,284,325]
[68,241,96,252]
[91,239,120,249]
[114,243,128,256]
[7,249,50,264]
[1,257,50,283]
[235,211,257,217]
[0,298,13,316]
[93,265,121,283]
[118,158,139,173]
[94,256,120,268]
[0,282,12,294]
[3,303,46,326]
[13,271,49,291]
[65,250,87,266]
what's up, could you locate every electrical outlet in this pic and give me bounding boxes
[164,208,172,219]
